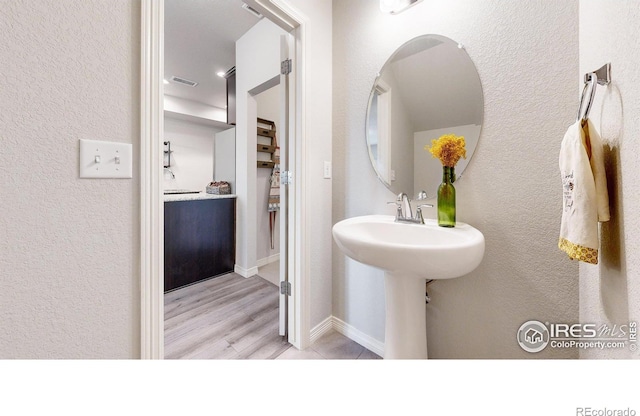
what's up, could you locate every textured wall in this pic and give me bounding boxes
[333,0,579,358]
[214,127,236,194]
[0,0,140,358]
[579,1,640,359]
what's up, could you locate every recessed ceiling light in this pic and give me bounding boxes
[216,71,226,78]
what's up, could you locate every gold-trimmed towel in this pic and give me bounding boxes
[558,119,609,264]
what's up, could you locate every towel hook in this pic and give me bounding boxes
[576,63,611,122]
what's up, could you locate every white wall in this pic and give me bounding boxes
[291,0,334,336]
[163,116,223,191]
[333,0,579,358]
[235,18,287,277]
[255,85,281,263]
[214,127,236,193]
[579,1,640,359]
[0,0,139,358]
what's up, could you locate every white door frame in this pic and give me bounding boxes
[140,0,308,359]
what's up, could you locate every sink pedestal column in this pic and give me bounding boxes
[384,273,428,359]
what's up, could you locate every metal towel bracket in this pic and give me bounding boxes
[576,63,611,122]
[585,63,611,85]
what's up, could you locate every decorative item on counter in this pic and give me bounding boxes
[206,181,231,195]
[426,134,466,227]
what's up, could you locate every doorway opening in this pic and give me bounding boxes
[140,0,303,359]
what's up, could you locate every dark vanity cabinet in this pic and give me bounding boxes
[164,198,236,292]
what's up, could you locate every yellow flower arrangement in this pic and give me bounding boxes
[426,134,467,167]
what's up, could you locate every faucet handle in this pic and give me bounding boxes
[387,200,402,211]
[415,203,434,224]
[396,192,409,203]
[387,200,403,221]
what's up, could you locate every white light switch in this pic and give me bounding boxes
[323,161,332,179]
[80,139,133,179]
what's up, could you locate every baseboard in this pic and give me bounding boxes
[310,316,385,358]
[309,316,334,345]
[256,253,280,268]
[235,255,278,278]
[234,264,259,278]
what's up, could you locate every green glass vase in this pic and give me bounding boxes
[437,166,456,227]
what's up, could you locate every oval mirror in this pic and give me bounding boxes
[366,34,484,198]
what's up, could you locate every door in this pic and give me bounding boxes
[279,32,295,338]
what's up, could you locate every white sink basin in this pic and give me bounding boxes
[332,215,484,279]
[332,215,485,359]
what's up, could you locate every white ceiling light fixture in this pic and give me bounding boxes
[380,0,423,14]
[216,71,226,78]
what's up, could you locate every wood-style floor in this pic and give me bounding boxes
[164,272,380,359]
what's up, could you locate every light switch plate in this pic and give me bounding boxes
[80,139,133,179]
[323,161,332,179]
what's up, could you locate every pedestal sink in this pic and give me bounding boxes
[332,215,485,359]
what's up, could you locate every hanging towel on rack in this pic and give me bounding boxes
[558,119,609,264]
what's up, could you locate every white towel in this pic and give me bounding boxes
[558,119,610,264]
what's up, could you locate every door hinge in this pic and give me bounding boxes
[281,170,292,186]
[281,59,292,75]
[280,281,292,296]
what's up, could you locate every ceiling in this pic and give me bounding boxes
[164,0,262,108]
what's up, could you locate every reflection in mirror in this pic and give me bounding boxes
[368,81,392,183]
[366,34,484,198]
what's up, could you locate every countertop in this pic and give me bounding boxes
[164,192,237,202]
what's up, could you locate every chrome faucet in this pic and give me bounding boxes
[388,192,433,224]
[399,192,413,220]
